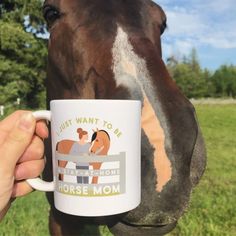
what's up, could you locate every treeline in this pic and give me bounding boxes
[0,1,236,114]
[167,49,236,98]
[0,0,47,111]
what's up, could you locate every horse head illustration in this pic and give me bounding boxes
[90,129,111,155]
[89,129,111,184]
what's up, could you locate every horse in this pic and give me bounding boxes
[90,129,111,184]
[56,129,110,183]
[42,0,206,235]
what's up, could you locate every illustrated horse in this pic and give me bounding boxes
[90,129,110,184]
[57,129,110,183]
[42,0,206,235]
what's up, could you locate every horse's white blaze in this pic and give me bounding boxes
[112,26,144,90]
[112,26,172,192]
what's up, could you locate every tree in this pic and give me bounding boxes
[202,68,215,97]
[167,48,211,98]
[211,65,236,98]
[0,0,47,109]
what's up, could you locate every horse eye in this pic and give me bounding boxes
[96,140,99,142]
[160,20,167,35]
[43,5,60,27]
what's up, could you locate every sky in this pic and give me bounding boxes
[154,0,236,71]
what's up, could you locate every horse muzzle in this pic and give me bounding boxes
[109,220,177,236]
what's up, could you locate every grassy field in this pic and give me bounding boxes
[170,104,236,236]
[1,104,236,236]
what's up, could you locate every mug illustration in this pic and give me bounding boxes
[55,128,126,197]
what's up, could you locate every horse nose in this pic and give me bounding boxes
[109,220,177,236]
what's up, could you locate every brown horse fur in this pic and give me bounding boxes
[42,0,206,235]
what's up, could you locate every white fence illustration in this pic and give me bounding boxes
[56,152,126,197]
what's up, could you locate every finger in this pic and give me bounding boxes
[15,159,45,180]
[0,112,49,144]
[0,111,29,145]
[0,113,36,169]
[0,110,28,133]
[11,181,33,197]
[18,135,44,163]
[35,120,49,139]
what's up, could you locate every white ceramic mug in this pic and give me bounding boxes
[27,99,141,217]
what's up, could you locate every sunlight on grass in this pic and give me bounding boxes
[1,104,235,235]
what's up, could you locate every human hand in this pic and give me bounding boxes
[0,111,48,219]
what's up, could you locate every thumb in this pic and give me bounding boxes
[1,113,36,169]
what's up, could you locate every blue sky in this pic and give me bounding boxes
[155,0,236,71]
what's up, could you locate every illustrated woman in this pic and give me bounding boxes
[69,128,91,184]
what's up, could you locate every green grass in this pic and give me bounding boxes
[1,104,236,235]
[169,104,236,236]
[0,192,50,236]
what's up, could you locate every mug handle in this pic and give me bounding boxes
[26,111,55,192]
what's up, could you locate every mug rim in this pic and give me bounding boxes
[50,99,141,104]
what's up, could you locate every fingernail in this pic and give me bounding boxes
[18,113,34,132]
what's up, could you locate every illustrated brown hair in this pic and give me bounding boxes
[77,128,88,139]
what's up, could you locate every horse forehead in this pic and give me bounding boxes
[97,131,106,138]
[45,0,144,25]
[112,26,150,91]
[44,0,165,31]
[44,0,75,7]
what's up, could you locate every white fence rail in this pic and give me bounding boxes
[56,152,126,197]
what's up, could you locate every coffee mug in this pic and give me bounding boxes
[27,99,141,217]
